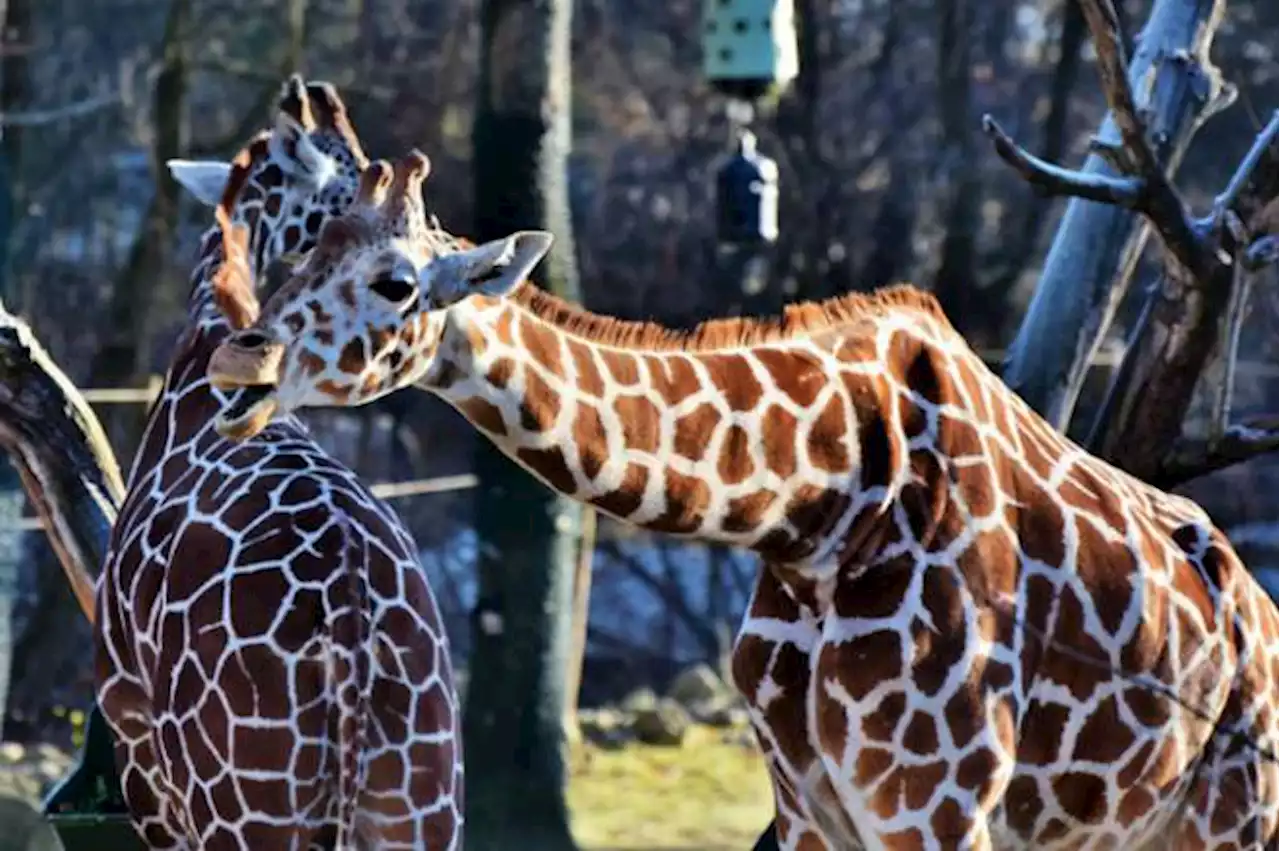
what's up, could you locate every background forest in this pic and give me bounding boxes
[0,0,1273,800]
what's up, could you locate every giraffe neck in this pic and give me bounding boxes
[423,296,920,564]
[186,224,236,334]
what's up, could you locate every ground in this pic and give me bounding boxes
[568,725,774,850]
[0,723,774,851]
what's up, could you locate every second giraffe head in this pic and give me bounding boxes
[205,151,553,440]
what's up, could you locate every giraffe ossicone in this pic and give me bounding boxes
[206,149,1280,849]
[96,76,463,850]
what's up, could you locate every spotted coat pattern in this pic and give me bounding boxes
[208,167,1279,850]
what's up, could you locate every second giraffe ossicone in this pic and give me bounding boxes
[97,78,462,850]
[202,151,1279,850]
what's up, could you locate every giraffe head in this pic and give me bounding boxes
[206,150,552,440]
[170,73,369,285]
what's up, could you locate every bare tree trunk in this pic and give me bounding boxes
[464,0,582,848]
[0,303,127,816]
[932,0,982,321]
[1091,118,1277,485]
[985,0,1277,487]
[88,0,192,462]
[858,0,918,290]
[997,0,1232,431]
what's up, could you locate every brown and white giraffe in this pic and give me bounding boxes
[95,78,463,849]
[205,162,1280,850]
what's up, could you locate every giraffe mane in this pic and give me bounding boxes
[210,205,259,330]
[505,281,951,352]
[216,132,273,216]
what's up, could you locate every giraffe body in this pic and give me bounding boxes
[202,169,1279,850]
[95,80,462,850]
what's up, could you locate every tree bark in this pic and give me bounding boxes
[463,0,582,848]
[986,0,1276,487]
[998,0,1230,431]
[1090,115,1278,482]
[858,0,919,291]
[0,301,128,815]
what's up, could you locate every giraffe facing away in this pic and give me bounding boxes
[95,78,462,850]
[203,153,1279,850]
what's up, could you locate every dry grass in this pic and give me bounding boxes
[568,725,774,851]
[0,724,776,850]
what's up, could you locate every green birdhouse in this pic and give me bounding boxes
[702,0,799,105]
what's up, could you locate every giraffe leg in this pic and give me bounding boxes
[109,723,189,848]
[359,695,464,851]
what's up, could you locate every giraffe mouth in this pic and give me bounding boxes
[214,384,280,441]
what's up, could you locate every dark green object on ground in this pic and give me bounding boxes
[41,704,141,851]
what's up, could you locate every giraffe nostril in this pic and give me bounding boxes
[235,330,271,351]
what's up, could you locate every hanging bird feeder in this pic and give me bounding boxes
[704,0,797,249]
[715,128,779,247]
[702,0,799,106]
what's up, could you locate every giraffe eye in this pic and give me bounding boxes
[369,275,417,307]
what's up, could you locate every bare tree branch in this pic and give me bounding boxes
[1214,111,1279,215]
[1244,234,1278,270]
[994,0,1229,428]
[1210,259,1250,444]
[0,303,126,624]
[0,91,120,126]
[1076,0,1156,175]
[1157,418,1280,489]
[982,115,1144,206]
[1090,105,1280,479]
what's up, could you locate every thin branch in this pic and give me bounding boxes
[1157,418,1280,489]
[1244,234,1278,270]
[0,91,120,127]
[1214,110,1279,215]
[1077,0,1155,175]
[1075,0,1207,274]
[1210,261,1253,443]
[982,115,1145,206]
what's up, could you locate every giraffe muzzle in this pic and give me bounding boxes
[208,334,286,441]
[214,384,280,442]
[207,333,285,391]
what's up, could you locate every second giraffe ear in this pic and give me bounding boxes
[168,160,233,207]
[270,112,337,188]
[423,231,554,307]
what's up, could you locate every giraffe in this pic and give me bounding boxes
[95,77,463,850]
[203,159,1280,850]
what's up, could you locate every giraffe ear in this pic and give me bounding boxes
[269,112,337,188]
[167,160,233,207]
[424,231,554,306]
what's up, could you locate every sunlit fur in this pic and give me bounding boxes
[206,150,1279,849]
